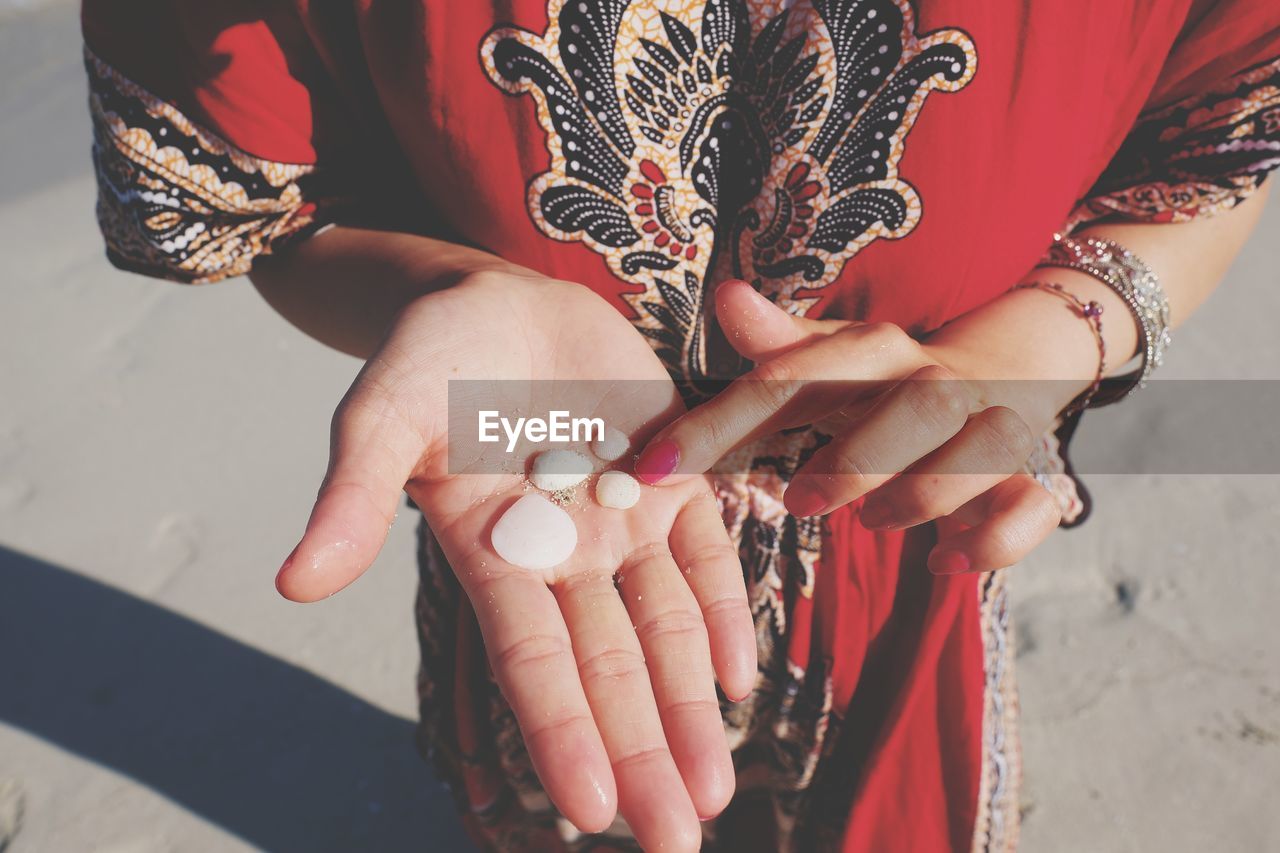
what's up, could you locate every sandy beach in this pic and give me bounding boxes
[1,2,1277,850]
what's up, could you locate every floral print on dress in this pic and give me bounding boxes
[1071,55,1280,228]
[481,0,976,384]
[85,49,329,284]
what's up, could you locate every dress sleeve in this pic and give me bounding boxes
[1045,4,1280,527]
[1069,1,1280,228]
[82,2,351,284]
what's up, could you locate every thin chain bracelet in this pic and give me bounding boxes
[1038,233,1170,406]
[1013,281,1107,416]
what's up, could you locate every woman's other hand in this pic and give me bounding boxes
[634,280,1067,576]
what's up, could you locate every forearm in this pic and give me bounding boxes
[249,226,531,358]
[929,183,1271,427]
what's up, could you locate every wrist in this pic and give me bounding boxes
[925,271,1134,430]
[925,340,1076,434]
[450,265,603,314]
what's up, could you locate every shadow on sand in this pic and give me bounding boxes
[0,546,470,852]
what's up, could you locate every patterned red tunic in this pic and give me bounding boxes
[83,1,1280,850]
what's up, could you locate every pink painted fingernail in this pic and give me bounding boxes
[929,550,971,575]
[634,439,680,485]
[785,488,827,518]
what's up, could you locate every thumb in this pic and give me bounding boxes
[714,279,850,362]
[276,382,425,603]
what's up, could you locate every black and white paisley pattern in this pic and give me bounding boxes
[85,49,328,284]
[1070,55,1280,229]
[481,0,976,385]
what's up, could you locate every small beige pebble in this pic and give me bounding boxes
[590,427,631,462]
[529,449,593,492]
[491,493,578,571]
[595,470,641,509]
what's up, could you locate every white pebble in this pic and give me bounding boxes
[595,470,641,509]
[490,494,578,571]
[529,449,593,492]
[590,427,631,462]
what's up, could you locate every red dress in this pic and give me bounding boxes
[82,2,1280,850]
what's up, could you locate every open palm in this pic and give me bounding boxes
[276,272,755,850]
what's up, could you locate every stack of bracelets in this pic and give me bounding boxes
[1016,233,1172,415]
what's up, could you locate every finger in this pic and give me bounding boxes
[635,323,919,484]
[670,492,756,701]
[714,278,851,362]
[859,406,1036,530]
[465,562,618,833]
[276,372,424,602]
[616,546,735,822]
[929,475,1062,574]
[784,365,974,517]
[552,569,703,850]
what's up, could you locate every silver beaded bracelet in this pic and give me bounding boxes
[1036,233,1171,407]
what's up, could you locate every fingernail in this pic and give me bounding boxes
[634,439,680,485]
[723,677,751,703]
[716,278,748,296]
[277,544,300,578]
[785,487,827,518]
[859,502,894,529]
[929,550,971,575]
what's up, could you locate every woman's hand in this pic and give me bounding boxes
[276,271,755,851]
[634,280,1065,575]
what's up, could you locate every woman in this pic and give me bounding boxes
[82,1,1279,850]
